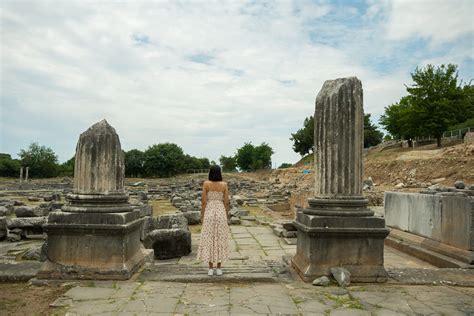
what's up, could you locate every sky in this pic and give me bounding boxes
[1,0,473,167]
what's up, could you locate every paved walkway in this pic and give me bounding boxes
[54,280,474,315]
[48,224,474,315]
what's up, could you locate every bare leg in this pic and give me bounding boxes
[217,262,221,269]
[208,262,213,269]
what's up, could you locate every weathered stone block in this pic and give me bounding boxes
[181,211,201,225]
[282,230,297,238]
[143,229,191,259]
[385,191,474,251]
[15,206,44,217]
[7,217,45,233]
[0,217,6,240]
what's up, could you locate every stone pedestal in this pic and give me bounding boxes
[38,120,148,280]
[291,78,389,282]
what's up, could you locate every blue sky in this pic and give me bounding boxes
[1,0,473,166]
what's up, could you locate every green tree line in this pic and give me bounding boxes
[0,142,211,179]
[290,113,383,156]
[219,142,274,172]
[379,64,474,147]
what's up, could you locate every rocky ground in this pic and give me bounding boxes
[1,220,473,315]
[0,142,473,314]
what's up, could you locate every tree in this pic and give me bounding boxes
[379,96,416,142]
[235,142,274,171]
[143,143,185,177]
[364,114,384,148]
[0,153,21,177]
[125,149,145,177]
[290,116,314,156]
[59,156,75,177]
[18,142,59,178]
[182,154,202,172]
[406,64,468,147]
[235,143,255,171]
[278,163,292,169]
[220,155,237,172]
[252,143,273,170]
[199,158,210,170]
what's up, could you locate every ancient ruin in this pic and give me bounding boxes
[292,77,389,282]
[38,120,150,280]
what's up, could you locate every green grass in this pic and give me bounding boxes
[325,293,365,310]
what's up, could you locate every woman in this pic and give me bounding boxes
[197,165,230,276]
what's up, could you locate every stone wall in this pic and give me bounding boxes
[465,132,474,144]
[385,192,474,251]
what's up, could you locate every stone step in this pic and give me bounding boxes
[137,262,284,283]
[0,262,42,282]
[386,232,473,269]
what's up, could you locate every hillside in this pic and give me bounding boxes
[239,142,473,208]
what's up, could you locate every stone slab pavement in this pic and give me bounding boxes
[53,280,474,315]
[48,224,474,315]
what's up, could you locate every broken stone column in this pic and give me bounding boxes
[19,167,23,184]
[38,120,149,280]
[25,167,29,182]
[292,77,389,282]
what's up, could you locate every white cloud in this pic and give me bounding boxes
[379,0,474,43]
[0,0,472,167]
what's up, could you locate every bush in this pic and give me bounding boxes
[0,154,21,177]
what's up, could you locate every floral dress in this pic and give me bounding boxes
[197,191,230,264]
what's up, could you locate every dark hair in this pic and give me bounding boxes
[208,165,223,182]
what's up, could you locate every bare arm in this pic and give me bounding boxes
[201,182,207,219]
[224,183,230,218]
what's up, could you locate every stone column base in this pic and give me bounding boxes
[291,211,389,283]
[37,210,148,280]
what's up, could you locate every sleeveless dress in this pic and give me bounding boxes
[197,191,230,264]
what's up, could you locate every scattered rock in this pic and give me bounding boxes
[330,267,351,287]
[363,177,374,191]
[0,217,6,240]
[181,211,201,225]
[22,245,42,260]
[233,195,244,206]
[6,217,46,236]
[138,191,148,201]
[7,230,22,242]
[431,177,446,184]
[15,206,44,218]
[230,217,241,225]
[395,183,404,189]
[272,226,284,237]
[282,221,297,231]
[312,276,331,286]
[282,230,297,238]
[27,196,41,202]
[454,180,465,189]
[230,208,249,218]
[0,206,9,217]
[144,228,191,260]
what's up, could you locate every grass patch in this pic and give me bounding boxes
[325,293,365,310]
[149,199,178,217]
